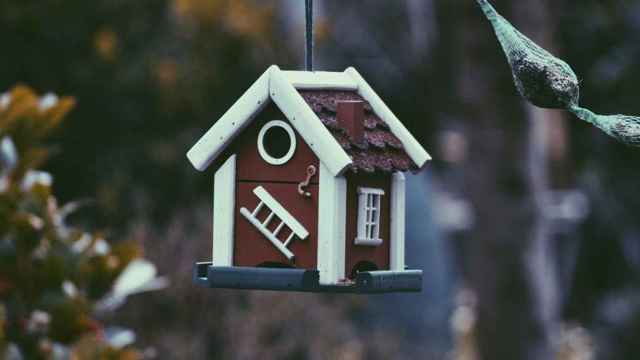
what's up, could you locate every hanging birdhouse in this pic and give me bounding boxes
[188,66,431,293]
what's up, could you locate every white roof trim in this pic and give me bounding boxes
[187,65,431,175]
[345,67,432,169]
[187,66,272,171]
[187,65,352,176]
[269,69,352,176]
[283,71,358,90]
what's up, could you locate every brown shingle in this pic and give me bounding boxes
[299,90,418,174]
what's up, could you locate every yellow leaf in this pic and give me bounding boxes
[37,96,76,137]
[0,85,39,130]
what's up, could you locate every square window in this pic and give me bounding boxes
[355,187,384,246]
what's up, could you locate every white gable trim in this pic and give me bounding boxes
[344,67,432,169]
[187,66,274,171]
[186,66,353,176]
[283,71,358,91]
[270,68,353,175]
[187,66,272,171]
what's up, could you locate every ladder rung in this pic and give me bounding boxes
[263,211,275,227]
[252,202,264,217]
[240,207,295,260]
[273,221,286,237]
[284,233,295,247]
[252,186,309,240]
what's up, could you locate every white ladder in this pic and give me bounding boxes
[240,186,309,261]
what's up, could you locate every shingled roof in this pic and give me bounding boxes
[187,66,431,175]
[299,90,418,174]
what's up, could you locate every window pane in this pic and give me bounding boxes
[357,189,385,242]
[373,194,381,239]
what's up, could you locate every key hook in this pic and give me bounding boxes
[298,165,317,197]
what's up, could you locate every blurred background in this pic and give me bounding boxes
[1,0,639,359]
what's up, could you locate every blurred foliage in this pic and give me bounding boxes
[0,0,290,230]
[0,0,639,359]
[0,86,147,359]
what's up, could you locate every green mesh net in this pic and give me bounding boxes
[476,0,640,147]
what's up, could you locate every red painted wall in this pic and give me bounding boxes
[209,102,393,274]
[235,183,318,268]
[225,103,320,269]
[344,173,391,278]
[233,104,320,184]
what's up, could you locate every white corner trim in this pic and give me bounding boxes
[252,186,309,239]
[186,66,276,171]
[283,71,359,90]
[269,68,353,176]
[212,155,236,266]
[344,67,432,169]
[390,172,406,271]
[257,120,297,165]
[317,163,347,285]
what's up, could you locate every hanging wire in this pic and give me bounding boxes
[305,0,314,71]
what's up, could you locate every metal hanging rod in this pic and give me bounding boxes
[305,0,314,71]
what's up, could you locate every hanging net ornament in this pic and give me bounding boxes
[476,0,640,147]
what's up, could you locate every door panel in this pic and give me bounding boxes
[234,182,318,269]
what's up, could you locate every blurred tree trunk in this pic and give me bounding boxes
[445,0,562,358]
[518,0,567,356]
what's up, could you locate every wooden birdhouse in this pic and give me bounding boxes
[189,66,431,293]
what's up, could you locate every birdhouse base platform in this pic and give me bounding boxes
[193,262,422,293]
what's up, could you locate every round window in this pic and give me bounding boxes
[257,120,297,165]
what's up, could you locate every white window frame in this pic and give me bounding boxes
[257,120,297,165]
[355,187,384,246]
